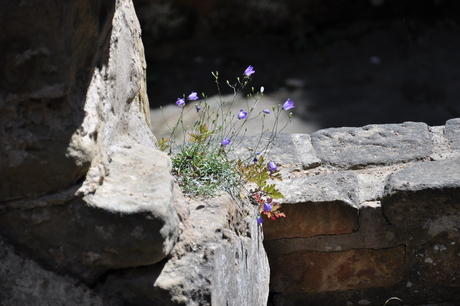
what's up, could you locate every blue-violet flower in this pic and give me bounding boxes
[238,109,248,119]
[176,98,185,108]
[268,161,278,172]
[244,65,255,77]
[253,152,260,163]
[264,203,273,212]
[263,109,270,114]
[257,216,264,224]
[221,138,231,146]
[282,98,295,110]
[188,92,198,100]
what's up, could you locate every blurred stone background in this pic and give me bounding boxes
[133,0,460,135]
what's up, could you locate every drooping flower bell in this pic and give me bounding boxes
[244,65,255,77]
[282,98,295,110]
[267,161,278,172]
[221,138,231,146]
[176,98,185,108]
[263,203,273,212]
[188,92,198,100]
[238,109,248,120]
[257,216,264,224]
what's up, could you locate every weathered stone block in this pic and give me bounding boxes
[101,193,270,306]
[262,201,358,240]
[310,122,432,169]
[153,194,270,306]
[382,157,460,225]
[276,171,360,206]
[263,171,359,240]
[408,231,460,288]
[0,0,116,201]
[445,118,460,150]
[291,133,322,169]
[0,197,175,283]
[269,246,405,293]
[230,132,320,169]
[263,202,397,255]
[0,0,179,287]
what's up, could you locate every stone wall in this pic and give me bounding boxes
[1,0,460,305]
[253,119,460,306]
[0,1,268,305]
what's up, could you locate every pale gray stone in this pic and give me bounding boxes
[100,193,270,306]
[382,157,460,225]
[384,157,460,195]
[229,132,320,169]
[291,133,321,169]
[310,122,432,169]
[153,194,269,306]
[277,171,360,208]
[445,118,460,150]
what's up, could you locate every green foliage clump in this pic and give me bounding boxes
[171,143,240,197]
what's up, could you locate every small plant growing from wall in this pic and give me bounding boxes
[158,66,293,224]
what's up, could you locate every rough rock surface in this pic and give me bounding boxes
[0,0,178,297]
[2,0,460,305]
[0,235,120,306]
[445,118,460,150]
[310,122,432,169]
[0,0,271,305]
[98,186,270,306]
[230,132,321,169]
[263,171,359,240]
[258,119,460,306]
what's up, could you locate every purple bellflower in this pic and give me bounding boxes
[253,152,261,163]
[188,92,198,101]
[221,138,231,146]
[244,65,255,77]
[257,216,264,225]
[238,109,248,119]
[263,109,270,114]
[268,161,278,172]
[264,203,273,212]
[282,98,295,110]
[176,98,185,108]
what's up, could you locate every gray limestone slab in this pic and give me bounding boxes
[445,118,460,150]
[310,122,432,169]
[384,157,460,195]
[229,132,320,169]
[276,170,360,208]
[382,157,460,225]
[291,133,321,169]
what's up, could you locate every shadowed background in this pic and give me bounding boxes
[133,0,460,135]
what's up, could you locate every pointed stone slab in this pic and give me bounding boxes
[311,122,432,169]
[445,118,460,150]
